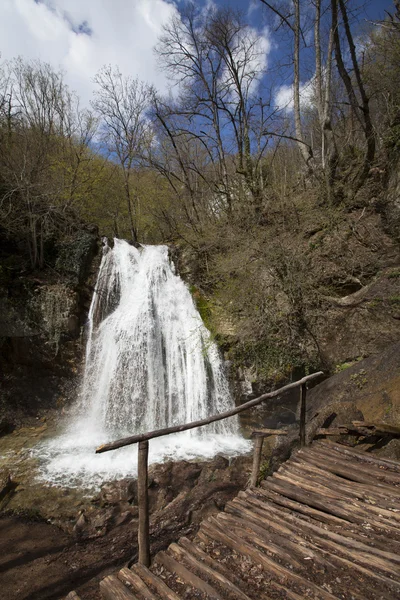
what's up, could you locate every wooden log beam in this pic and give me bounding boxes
[201,517,337,599]
[300,447,400,487]
[299,382,307,447]
[100,575,138,600]
[168,542,252,600]
[157,551,223,599]
[131,565,181,600]
[251,429,288,437]
[287,458,399,508]
[118,568,157,600]
[178,536,254,596]
[234,496,400,585]
[316,424,400,438]
[245,487,400,552]
[317,440,400,472]
[96,372,324,453]
[138,440,150,567]
[240,493,400,570]
[250,437,264,487]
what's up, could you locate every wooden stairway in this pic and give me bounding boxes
[99,440,400,600]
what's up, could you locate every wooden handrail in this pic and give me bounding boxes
[94,370,323,567]
[96,371,323,454]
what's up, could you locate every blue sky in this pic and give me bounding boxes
[0,0,396,108]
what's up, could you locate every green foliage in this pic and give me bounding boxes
[189,285,215,334]
[258,458,270,483]
[350,369,368,389]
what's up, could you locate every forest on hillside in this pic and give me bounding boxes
[1,0,400,384]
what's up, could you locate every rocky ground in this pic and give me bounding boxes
[0,424,253,600]
[1,333,400,600]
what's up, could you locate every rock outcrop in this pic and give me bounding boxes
[0,228,99,427]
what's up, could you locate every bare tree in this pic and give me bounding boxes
[92,66,154,243]
[0,58,97,268]
[331,0,375,192]
[154,3,274,221]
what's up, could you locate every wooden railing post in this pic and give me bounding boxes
[299,382,307,447]
[138,440,150,567]
[250,436,264,487]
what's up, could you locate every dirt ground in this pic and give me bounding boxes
[0,515,140,600]
[0,453,253,600]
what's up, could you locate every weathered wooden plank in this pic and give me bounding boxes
[157,551,224,599]
[118,567,157,600]
[301,446,400,485]
[215,511,303,569]
[308,446,400,485]
[178,537,260,595]
[299,382,307,447]
[273,471,400,531]
[248,485,400,556]
[247,486,347,527]
[224,500,333,568]
[316,427,351,436]
[316,423,400,439]
[250,436,264,487]
[289,456,399,502]
[285,459,400,512]
[298,448,400,491]
[132,564,181,600]
[262,476,400,533]
[276,467,400,525]
[96,372,324,453]
[201,517,338,600]
[169,542,252,600]
[189,528,305,600]
[317,440,400,472]
[237,494,400,576]
[100,575,138,600]
[230,500,400,590]
[251,429,288,437]
[138,440,150,567]
[352,421,400,435]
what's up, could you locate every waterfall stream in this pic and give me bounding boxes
[35,240,249,489]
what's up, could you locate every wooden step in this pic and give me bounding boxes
[100,574,139,600]
[298,447,400,488]
[316,440,400,472]
[233,495,400,581]
[169,541,252,600]
[131,564,181,600]
[200,516,338,599]
[118,567,158,599]
[156,550,223,598]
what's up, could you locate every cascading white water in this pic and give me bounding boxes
[35,240,249,489]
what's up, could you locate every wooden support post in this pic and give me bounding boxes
[299,382,307,447]
[138,440,150,567]
[250,436,264,487]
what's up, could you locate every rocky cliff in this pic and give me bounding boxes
[0,228,99,429]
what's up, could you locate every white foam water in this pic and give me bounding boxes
[35,240,249,489]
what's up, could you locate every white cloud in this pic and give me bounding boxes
[219,25,272,98]
[0,0,180,107]
[275,78,315,112]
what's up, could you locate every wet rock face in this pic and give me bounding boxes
[305,340,400,450]
[0,228,99,426]
[55,230,98,285]
[70,455,252,543]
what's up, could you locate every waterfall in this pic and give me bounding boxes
[35,240,249,489]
